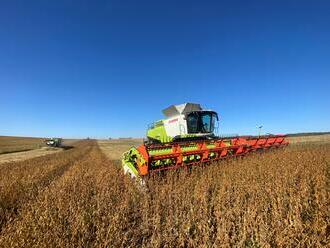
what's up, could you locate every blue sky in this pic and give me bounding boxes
[1,0,329,138]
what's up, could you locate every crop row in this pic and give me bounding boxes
[0,140,93,230]
[0,142,328,247]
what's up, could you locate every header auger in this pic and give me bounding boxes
[122,103,289,180]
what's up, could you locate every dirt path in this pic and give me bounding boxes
[0,147,63,164]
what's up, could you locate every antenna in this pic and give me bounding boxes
[257,125,263,137]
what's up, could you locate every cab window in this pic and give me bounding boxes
[187,113,198,133]
[201,113,212,133]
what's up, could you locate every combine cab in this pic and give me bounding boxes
[122,103,289,179]
[45,138,62,147]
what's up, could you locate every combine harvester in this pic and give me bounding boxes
[45,138,62,147]
[122,103,288,180]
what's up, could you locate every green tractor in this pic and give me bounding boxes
[45,138,62,147]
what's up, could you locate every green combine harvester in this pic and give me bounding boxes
[122,103,289,180]
[45,138,62,147]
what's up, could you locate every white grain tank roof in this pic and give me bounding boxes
[162,103,202,117]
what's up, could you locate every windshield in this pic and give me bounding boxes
[187,113,199,133]
[186,112,217,134]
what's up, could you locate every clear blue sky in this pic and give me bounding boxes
[1,0,329,138]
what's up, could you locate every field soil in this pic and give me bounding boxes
[0,136,79,164]
[98,138,143,160]
[0,139,328,247]
[0,147,63,164]
[0,136,45,154]
[288,134,330,144]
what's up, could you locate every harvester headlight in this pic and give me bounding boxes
[154,160,161,167]
[209,152,216,158]
[164,159,171,165]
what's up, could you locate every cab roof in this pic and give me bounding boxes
[162,103,203,117]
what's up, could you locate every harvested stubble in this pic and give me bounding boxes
[0,142,329,247]
[0,136,45,154]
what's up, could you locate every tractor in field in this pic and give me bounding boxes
[122,103,289,179]
[45,138,62,147]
